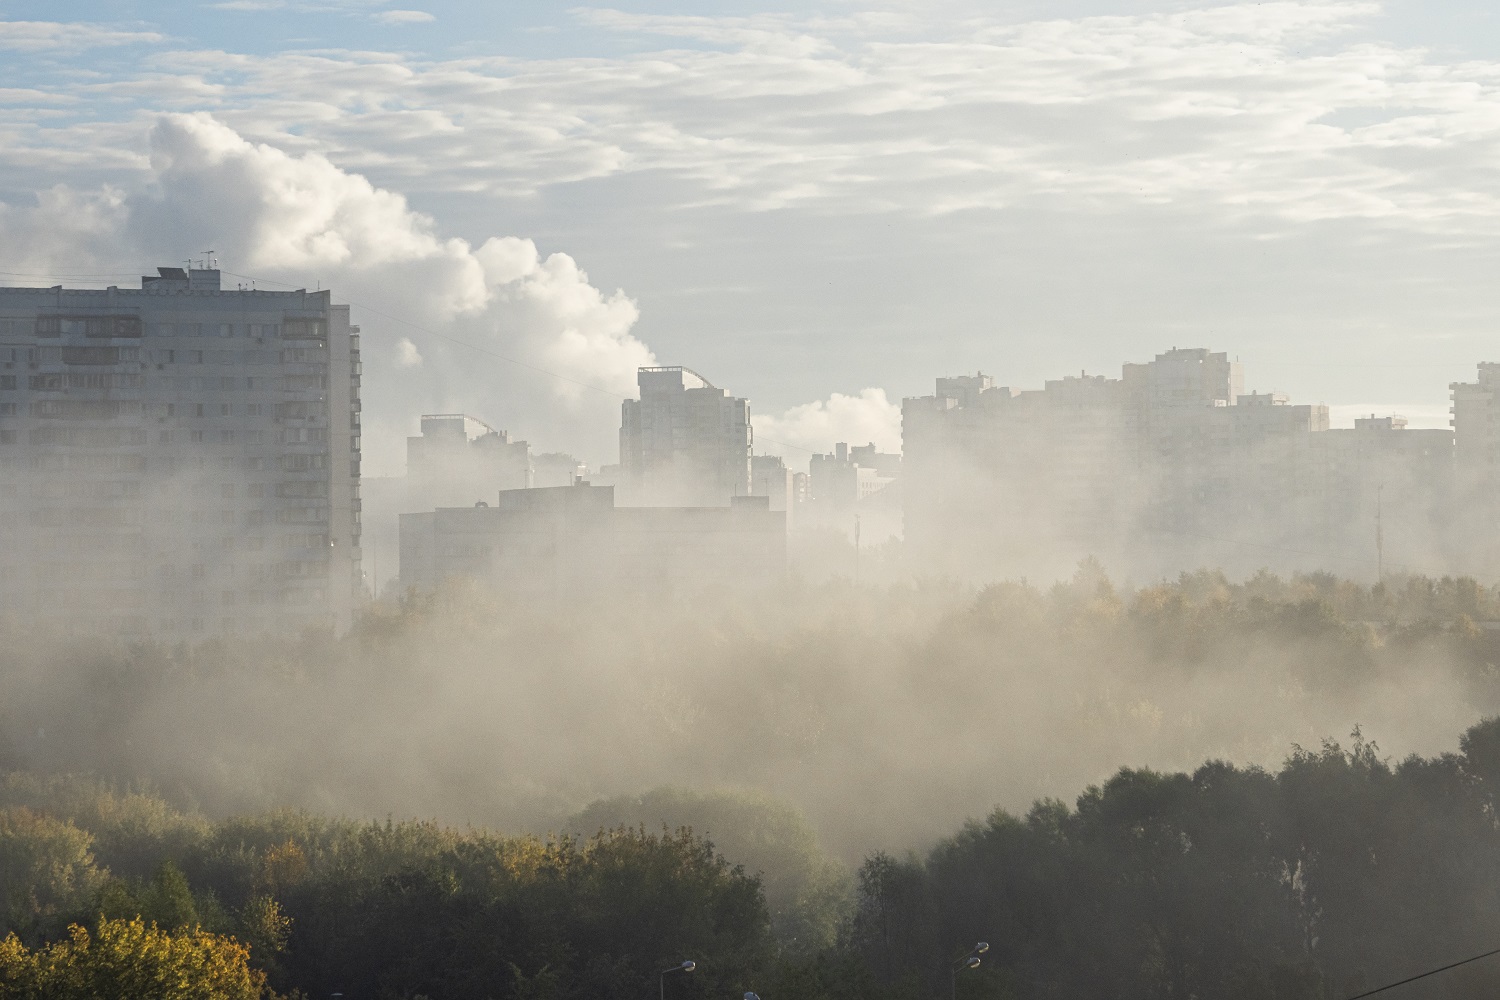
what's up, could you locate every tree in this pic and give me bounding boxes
[0,809,103,941]
[0,916,270,1000]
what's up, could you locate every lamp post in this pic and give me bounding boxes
[952,942,988,1000]
[660,960,696,1000]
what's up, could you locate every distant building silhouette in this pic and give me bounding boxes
[904,348,1458,579]
[619,366,751,506]
[399,484,784,597]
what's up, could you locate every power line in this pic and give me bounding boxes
[1344,945,1500,999]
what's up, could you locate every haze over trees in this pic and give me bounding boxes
[4,567,1500,856]
[6,718,1500,998]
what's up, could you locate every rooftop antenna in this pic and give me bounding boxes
[200,249,217,269]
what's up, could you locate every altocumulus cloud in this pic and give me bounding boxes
[373,10,436,25]
[14,1,1498,235]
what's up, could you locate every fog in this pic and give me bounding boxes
[3,558,1497,867]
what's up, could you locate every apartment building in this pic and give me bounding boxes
[903,347,1453,579]
[0,266,361,637]
[619,366,751,506]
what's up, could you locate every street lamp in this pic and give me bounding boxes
[952,942,988,1000]
[744,993,761,1000]
[660,960,696,1000]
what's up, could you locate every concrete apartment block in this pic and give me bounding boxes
[0,267,361,637]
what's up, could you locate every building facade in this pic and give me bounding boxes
[904,347,1455,580]
[0,266,362,637]
[619,366,751,506]
[399,484,785,598]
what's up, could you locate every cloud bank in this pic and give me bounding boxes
[0,113,879,473]
[0,114,654,472]
[753,388,901,468]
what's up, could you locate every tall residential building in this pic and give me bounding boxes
[406,413,531,501]
[1451,364,1500,565]
[750,454,794,518]
[902,347,1454,580]
[619,366,751,506]
[362,413,530,596]
[0,266,362,637]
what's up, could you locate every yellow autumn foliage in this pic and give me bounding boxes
[0,916,270,1000]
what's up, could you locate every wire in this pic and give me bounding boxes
[1344,946,1500,999]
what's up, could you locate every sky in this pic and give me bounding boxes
[3,0,1500,472]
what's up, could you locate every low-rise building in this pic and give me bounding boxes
[399,484,785,598]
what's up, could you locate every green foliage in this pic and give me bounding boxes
[0,809,103,942]
[850,720,1500,1000]
[568,787,853,955]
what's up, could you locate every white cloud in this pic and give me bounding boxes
[395,336,423,367]
[0,20,162,52]
[373,10,435,25]
[4,1,1488,239]
[0,114,653,473]
[7,4,1500,421]
[754,388,901,470]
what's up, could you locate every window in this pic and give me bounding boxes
[194,404,204,418]
[0,403,13,416]
[220,430,235,444]
[190,430,204,443]
[0,376,13,390]
[166,403,175,417]
[281,318,327,341]
[246,404,262,417]
[220,403,230,417]
[218,324,234,338]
